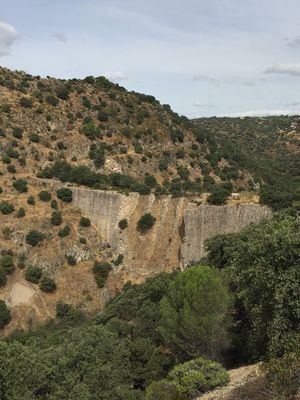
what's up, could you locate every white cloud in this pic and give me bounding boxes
[225,109,300,117]
[102,71,127,82]
[193,101,214,108]
[287,35,300,47]
[264,62,300,76]
[0,21,18,56]
[53,33,68,42]
[193,75,218,84]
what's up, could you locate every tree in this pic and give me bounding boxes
[79,217,91,227]
[230,215,300,359]
[26,230,45,247]
[40,276,57,293]
[0,300,11,329]
[57,188,73,202]
[25,266,42,284]
[51,211,62,226]
[159,266,230,360]
[93,262,112,288]
[0,255,15,274]
[137,213,156,233]
[118,219,128,230]
[0,201,14,214]
[13,179,28,193]
[38,191,51,202]
[167,357,229,398]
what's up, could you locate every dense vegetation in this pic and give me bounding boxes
[0,210,298,399]
[193,117,300,209]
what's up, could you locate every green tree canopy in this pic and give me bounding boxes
[159,265,231,360]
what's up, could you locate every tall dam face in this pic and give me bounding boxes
[72,188,272,281]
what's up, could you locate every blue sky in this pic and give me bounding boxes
[1,0,300,117]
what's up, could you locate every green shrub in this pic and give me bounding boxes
[50,199,58,209]
[27,196,35,205]
[13,179,28,193]
[263,337,300,399]
[2,153,11,164]
[118,219,128,230]
[137,213,156,233]
[93,262,112,288]
[167,357,229,398]
[45,95,59,106]
[40,276,57,293]
[0,255,15,274]
[207,185,231,205]
[12,127,23,139]
[57,188,73,202]
[79,237,87,244]
[0,270,7,287]
[58,225,71,237]
[159,266,230,359]
[19,97,33,108]
[38,190,51,202]
[26,230,45,247]
[29,133,40,143]
[79,217,91,227]
[0,300,11,329]
[56,302,72,318]
[51,211,62,226]
[146,380,184,400]
[114,254,124,266]
[0,201,14,214]
[66,255,77,266]
[7,164,16,173]
[25,265,42,284]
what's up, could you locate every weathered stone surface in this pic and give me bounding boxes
[182,203,272,267]
[72,189,272,277]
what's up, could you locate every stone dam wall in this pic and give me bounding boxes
[72,188,272,280]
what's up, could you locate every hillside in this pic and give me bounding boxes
[0,67,299,399]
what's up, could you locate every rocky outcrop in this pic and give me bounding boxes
[72,188,272,280]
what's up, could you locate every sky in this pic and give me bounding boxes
[0,0,300,117]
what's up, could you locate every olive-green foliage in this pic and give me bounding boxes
[38,190,51,202]
[79,216,91,227]
[145,380,184,400]
[205,233,239,269]
[118,218,128,230]
[0,325,143,399]
[50,199,58,209]
[25,266,42,284]
[19,96,33,108]
[66,255,76,266]
[262,335,300,399]
[40,276,57,293]
[229,215,300,359]
[51,211,62,226]
[13,179,28,193]
[93,262,112,288]
[0,300,11,329]
[167,357,229,398]
[100,272,177,344]
[45,94,59,106]
[58,225,71,237]
[0,270,7,287]
[56,187,73,202]
[137,213,156,233]
[0,201,14,214]
[207,183,232,205]
[27,195,35,205]
[0,255,15,275]
[16,207,25,218]
[159,266,230,359]
[25,230,45,247]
